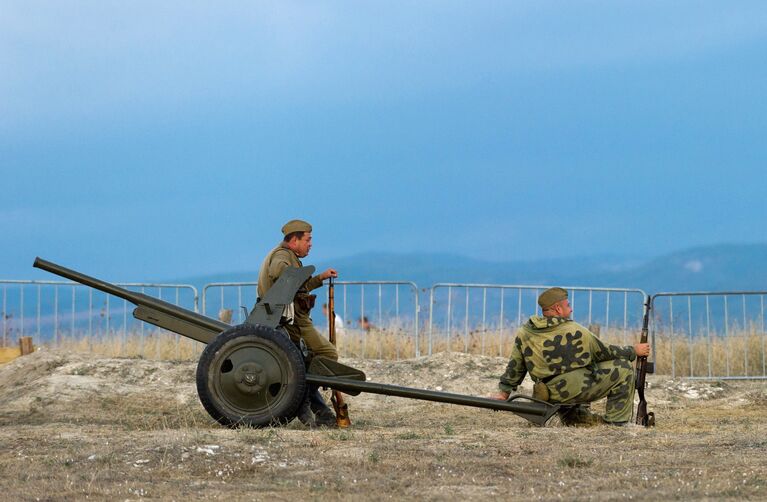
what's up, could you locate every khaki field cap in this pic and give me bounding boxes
[538,287,568,309]
[281,219,312,236]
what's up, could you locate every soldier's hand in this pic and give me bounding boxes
[634,342,650,358]
[488,391,510,401]
[320,268,338,280]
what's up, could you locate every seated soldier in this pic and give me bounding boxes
[258,219,339,427]
[489,287,650,425]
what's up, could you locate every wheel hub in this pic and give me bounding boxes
[234,362,266,394]
[213,342,293,413]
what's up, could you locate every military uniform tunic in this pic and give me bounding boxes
[258,243,338,360]
[499,315,636,423]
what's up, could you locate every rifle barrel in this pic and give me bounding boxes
[328,277,336,345]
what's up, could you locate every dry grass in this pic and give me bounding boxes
[44,324,767,380]
[55,330,203,360]
[650,328,767,378]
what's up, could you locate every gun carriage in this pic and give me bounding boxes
[34,257,565,427]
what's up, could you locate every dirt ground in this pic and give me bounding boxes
[1,349,766,501]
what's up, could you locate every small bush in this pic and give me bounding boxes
[558,455,592,468]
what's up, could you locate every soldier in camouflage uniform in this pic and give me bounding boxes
[490,287,650,425]
[258,219,339,427]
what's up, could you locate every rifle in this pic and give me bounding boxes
[328,277,351,428]
[635,296,655,426]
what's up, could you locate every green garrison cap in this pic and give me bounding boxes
[281,219,312,236]
[538,287,568,309]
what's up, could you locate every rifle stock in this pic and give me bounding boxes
[635,297,655,426]
[328,278,351,428]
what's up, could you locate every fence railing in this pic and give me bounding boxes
[201,282,258,323]
[651,291,767,380]
[326,281,420,359]
[202,280,421,359]
[427,283,648,357]
[6,274,767,380]
[1,280,198,358]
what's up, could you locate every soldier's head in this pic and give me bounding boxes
[538,287,572,318]
[282,219,313,257]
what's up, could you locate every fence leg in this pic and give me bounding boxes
[19,336,34,356]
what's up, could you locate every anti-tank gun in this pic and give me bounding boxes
[33,257,562,427]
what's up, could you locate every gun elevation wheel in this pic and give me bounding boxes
[196,324,306,427]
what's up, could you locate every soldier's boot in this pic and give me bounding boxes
[308,385,337,428]
[296,392,316,428]
[560,404,606,427]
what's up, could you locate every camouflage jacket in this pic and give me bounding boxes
[257,243,324,314]
[498,316,636,393]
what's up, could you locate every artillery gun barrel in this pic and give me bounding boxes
[33,257,227,343]
[35,257,151,304]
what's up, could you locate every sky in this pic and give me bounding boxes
[2,1,767,281]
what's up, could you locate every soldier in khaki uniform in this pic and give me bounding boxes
[490,287,650,425]
[258,219,339,426]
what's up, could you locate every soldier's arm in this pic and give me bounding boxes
[304,274,325,291]
[589,333,636,362]
[304,268,338,291]
[305,268,338,291]
[498,337,527,393]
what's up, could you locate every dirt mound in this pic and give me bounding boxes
[4,348,764,429]
[0,349,522,426]
[0,349,198,424]
[346,351,529,395]
[2,349,762,417]
[652,378,728,400]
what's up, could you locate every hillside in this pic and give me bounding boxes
[177,243,767,293]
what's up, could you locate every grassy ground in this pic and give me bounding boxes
[1,350,765,500]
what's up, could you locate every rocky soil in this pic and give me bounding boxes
[1,349,765,500]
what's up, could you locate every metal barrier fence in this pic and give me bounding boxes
[7,272,767,380]
[329,281,420,359]
[201,282,259,324]
[202,281,420,358]
[1,280,198,358]
[651,291,767,380]
[428,284,648,357]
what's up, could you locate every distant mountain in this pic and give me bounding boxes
[173,243,767,293]
[314,252,643,288]
[583,243,767,293]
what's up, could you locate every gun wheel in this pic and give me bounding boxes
[196,324,306,427]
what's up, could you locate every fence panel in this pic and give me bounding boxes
[427,284,648,357]
[202,281,420,359]
[15,274,764,377]
[651,292,767,380]
[201,282,259,325]
[0,280,199,359]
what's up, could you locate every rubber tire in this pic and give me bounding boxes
[196,324,306,427]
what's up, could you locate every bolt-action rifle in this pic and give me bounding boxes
[328,278,351,428]
[635,297,655,426]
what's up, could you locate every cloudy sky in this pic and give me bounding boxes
[2,1,766,281]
